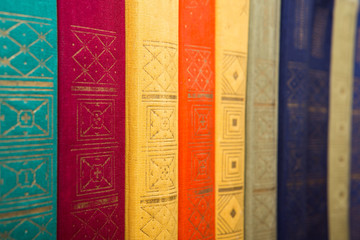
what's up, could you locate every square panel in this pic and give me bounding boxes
[76,152,115,196]
[147,106,176,142]
[192,105,212,139]
[222,148,243,183]
[146,152,176,192]
[0,95,53,142]
[0,154,52,205]
[191,148,212,183]
[223,107,243,140]
[76,99,115,141]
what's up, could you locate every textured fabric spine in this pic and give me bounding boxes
[215,0,249,239]
[278,1,334,239]
[57,0,125,239]
[328,0,358,239]
[245,0,280,239]
[125,0,178,239]
[350,8,360,240]
[178,0,215,238]
[0,1,58,239]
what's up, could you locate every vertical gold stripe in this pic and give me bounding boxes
[328,1,358,239]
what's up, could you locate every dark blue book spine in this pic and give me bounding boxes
[350,7,360,240]
[306,1,333,239]
[278,1,333,239]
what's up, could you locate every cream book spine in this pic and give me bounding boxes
[215,0,250,239]
[328,0,358,239]
[125,0,179,239]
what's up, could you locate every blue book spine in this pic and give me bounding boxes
[0,1,57,239]
[350,7,360,240]
[278,1,333,239]
[306,1,333,238]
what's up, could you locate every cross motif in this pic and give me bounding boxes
[199,115,207,128]
[21,112,31,124]
[94,167,102,179]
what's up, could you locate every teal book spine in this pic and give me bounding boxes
[0,1,57,239]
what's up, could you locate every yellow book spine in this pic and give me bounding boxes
[125,0,178,239]
[245,0,281,239]
[215,0,249,239]
[328,0,358,239]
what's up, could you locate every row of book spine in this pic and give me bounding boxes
[1,0,360,239]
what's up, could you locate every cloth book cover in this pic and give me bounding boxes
[328,0,358,239]
[245,0,280,239]
[125,0,178,239]
[215,0,249,239]
[350,7,360,240]
[57,0,125,239]
[179,0,215,238]
[0,1,58,239]
[278,0,334,239]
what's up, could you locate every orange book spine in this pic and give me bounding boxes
[179,0,215,239]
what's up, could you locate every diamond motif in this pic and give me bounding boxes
[253,193,275,231]
[143,42,177,93]
[72,204,119,239]
[0,16,54,79]
[140,202,177,240]
[185,48,213,92]
[71,27,117,85]
[222,53,246,95]
[219,195,242,231]
[223,57,244,93]
[188,192,213,238]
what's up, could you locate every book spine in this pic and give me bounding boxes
[178,0,215,238]
[0,1,58,238]
[305,1,334,238]
[350,9,360,240]
[215,0,249,239]
[277,1,313,239]
[125,0,179,239]
[57,0,125,239]
[328,0,358,239]
[245,0,280,239]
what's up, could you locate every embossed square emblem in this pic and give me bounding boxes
[0,154,52,204]
[147,106,176,141]
[222,149,243,183]
[192,105,212,139]
[223,107,243,140]
[77,99,115,141]
[0,96,52,142]
[77,152,115,195]
[191,149,211,183]
[147,153,176,192]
